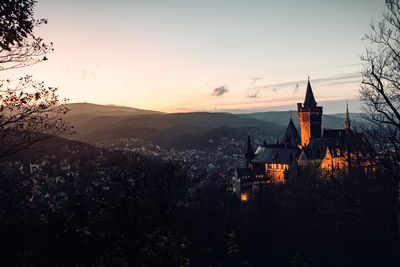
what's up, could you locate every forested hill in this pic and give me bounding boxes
[238,110,366,129]
[64,103,365,150]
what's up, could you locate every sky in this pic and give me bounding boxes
[12,0,386,113]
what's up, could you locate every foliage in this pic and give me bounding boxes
[0,146,399,266]
[0,0,69,158]
[0,0,52,70]
[0,76,69,158]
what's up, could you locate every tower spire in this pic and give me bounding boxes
[345,101,351,129]
[245,132,255,168]
[247,132,252,150]
[303,77,317,107]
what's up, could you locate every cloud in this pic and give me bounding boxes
[272,88,277,92]
[324,79,360,86]
[293,83,299,94]
[173,107,192,111]
[212,85,229,96]
[330,63,360,68]
[249,72,361,92]
[250,77,262,86]
[247,91,260,99]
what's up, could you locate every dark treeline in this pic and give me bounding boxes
[0,148,399,266]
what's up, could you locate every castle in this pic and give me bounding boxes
[233,78,373,201]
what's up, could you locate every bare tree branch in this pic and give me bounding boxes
[0,0,71,158]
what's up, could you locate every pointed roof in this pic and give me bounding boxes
[303,77,317,107]
[345,102,351,129]
[245,133,255,159]
[282,119,300,147]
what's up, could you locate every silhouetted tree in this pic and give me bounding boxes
[0,0,70,158]
[360,0,400,173]
[360,0,400,234]
[0,0,52,70]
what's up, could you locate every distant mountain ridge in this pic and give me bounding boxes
[66,103,161,117]
[64,103,365,150]
[238,110,364,130]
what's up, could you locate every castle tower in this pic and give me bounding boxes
[297,77,322,146]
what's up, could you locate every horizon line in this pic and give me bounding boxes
[67,98,363,115]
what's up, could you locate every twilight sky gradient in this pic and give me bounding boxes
[13,0,386,113]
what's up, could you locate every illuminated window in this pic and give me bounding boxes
[241,193,248,201]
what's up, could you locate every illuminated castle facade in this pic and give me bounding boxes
[297,78,322,146]
[233,78,373,201]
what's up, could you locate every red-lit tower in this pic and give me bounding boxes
[297,77,322,146]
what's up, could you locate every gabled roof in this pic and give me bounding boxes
[304,129,372,160]
[251,147,298,164]
[323,129,347,146]
[282,119,300,147]
[304,137,337,159]
[303,79,317,107]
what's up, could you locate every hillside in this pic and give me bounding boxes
[63,104,366,151]
[329,113,368,125]
[3,135,99,162]
[66,103,162,117]
[65,110,284,149]
[238,110,362,130]
[65,103,162,127]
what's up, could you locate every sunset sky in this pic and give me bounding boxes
[13,0,386,113]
